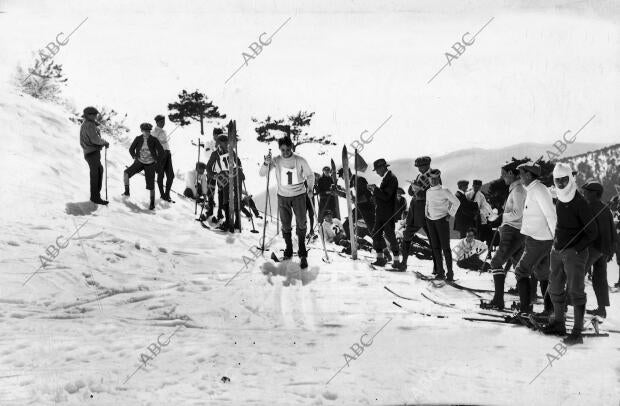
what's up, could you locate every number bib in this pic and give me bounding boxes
[217,152,230,172]
[280,166,301,186]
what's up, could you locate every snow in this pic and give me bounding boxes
[1,89,619,405]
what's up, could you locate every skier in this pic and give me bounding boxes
[543,163,598,345]
[453,227,487,270]
[467,179,493,246]
[582,180,616,318]
[481,158,528,309]
[259,136,314,269]
[152,115,174,202]
[206,128,223,218]
[207,135,243,231]
[394,156,434,272]
[425,169,460,281]
[123,123,165,210]
[79,106,109,205]
[454,180,478,238]
[513,161,556,314]
[316,166,336,222]
[367,158,400,268]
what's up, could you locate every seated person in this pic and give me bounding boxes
[453,227,487,271]
[183,162,209,200]
[320,210,346,244]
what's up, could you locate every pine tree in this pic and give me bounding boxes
[252,111,335,151]
[15,57,68,101]
[167,90,226,135]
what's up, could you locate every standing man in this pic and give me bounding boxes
[394,156,434,272]
[543,163,598,345]
[152,115,174,202]
[208,135,243,231]
[316,166,335,223]
[425,169,460,280]
[123,123,165,210]
[481,159,528,309]
[259,136,314,269]
[80,106,109,205]
[513,161,556,314]
[367,158,400,268]
[582,180,616,318]
[467,179,493,245]
[454,180,478,238]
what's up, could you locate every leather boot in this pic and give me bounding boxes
[564,304,585,345]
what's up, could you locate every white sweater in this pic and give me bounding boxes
[425,186,460,220]
[259,154,314,198]
[502,180,527,230]
[152,127,170,151]
[520,179,557,240]
[453,238,487,261]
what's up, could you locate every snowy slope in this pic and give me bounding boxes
[1,91,619,405]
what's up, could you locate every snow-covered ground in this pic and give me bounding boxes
[1,91,619,405]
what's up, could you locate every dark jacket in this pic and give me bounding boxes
[554,191,598,252]
[317,175,333,196]
[80,118,106,155]
[588,200,617,256]
[129,135,164,165]
[454,190,478,232]
[373,170,398,218]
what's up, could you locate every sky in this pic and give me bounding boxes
[1,0,619,168]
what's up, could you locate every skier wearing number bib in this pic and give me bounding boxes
[207,135,243,231]
[259,136,314,269]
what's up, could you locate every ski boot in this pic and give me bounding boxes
[371,257,388,267]
[300,257,308,269]
[91,197,109,205]
[563,332,583,345]
[446,271,454,282]
[480,299,504,310]
[586,308,607,318]
[434,273,445,281]
[541,321,567,336]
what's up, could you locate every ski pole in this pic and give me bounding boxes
[307,196,330,263]
[104,148,108,201]
[260,149,272,251]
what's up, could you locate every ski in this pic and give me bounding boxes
[421,291,456,308]
[384,286,416,301]
[227,120,236,233]
[341,146,357,259]
[445,281,482,298]
[330,159,341,219]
